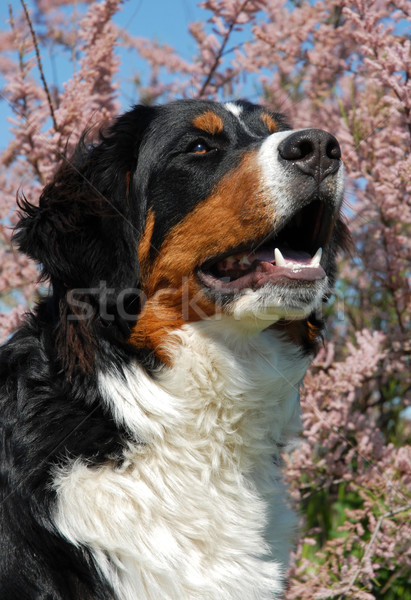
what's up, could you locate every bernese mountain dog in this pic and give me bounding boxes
[0,99,348,599]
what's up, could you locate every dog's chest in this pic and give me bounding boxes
[53,325,309,600]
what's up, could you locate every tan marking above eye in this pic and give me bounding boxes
[192,111,224,135]
[261,113,278,133]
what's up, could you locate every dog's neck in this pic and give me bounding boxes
[100,320,310,466]
[162,321,309,452]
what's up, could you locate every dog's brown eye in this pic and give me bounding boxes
[188,141,210,154]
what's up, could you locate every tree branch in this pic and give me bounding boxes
[197,0,253,98]
[20,0,58,132]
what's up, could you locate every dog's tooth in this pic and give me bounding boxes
[274,248,286,267]
[310,247,323,267]
[225,257,235,268]
[239,255,251,267]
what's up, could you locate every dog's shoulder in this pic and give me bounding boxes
[0,313,119,599]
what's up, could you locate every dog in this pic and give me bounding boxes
[0,99,348,599]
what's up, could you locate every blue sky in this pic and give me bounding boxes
[0,0,213,150]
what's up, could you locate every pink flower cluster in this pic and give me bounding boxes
[1,0,122,334]
[1,1,410,596]
[285,331,410,598]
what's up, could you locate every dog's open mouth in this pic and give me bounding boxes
[198,200,334,293]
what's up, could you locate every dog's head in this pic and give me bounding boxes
[15,99,350,371]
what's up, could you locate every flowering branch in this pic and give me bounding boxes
[342,503,411,597]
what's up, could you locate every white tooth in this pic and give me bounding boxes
[310,247,323,267]
[239,255,251,266]
[274,248,286,267]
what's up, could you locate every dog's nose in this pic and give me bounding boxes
[278,129,341,182]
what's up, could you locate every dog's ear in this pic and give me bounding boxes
[13,105,157,374]
[14,105,157,292]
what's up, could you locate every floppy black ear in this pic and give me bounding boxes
[15,105,157,292]
[13,105,158,374]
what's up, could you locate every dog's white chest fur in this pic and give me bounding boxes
[53,322,310,600]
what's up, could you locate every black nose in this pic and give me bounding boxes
[278,129,341,182]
